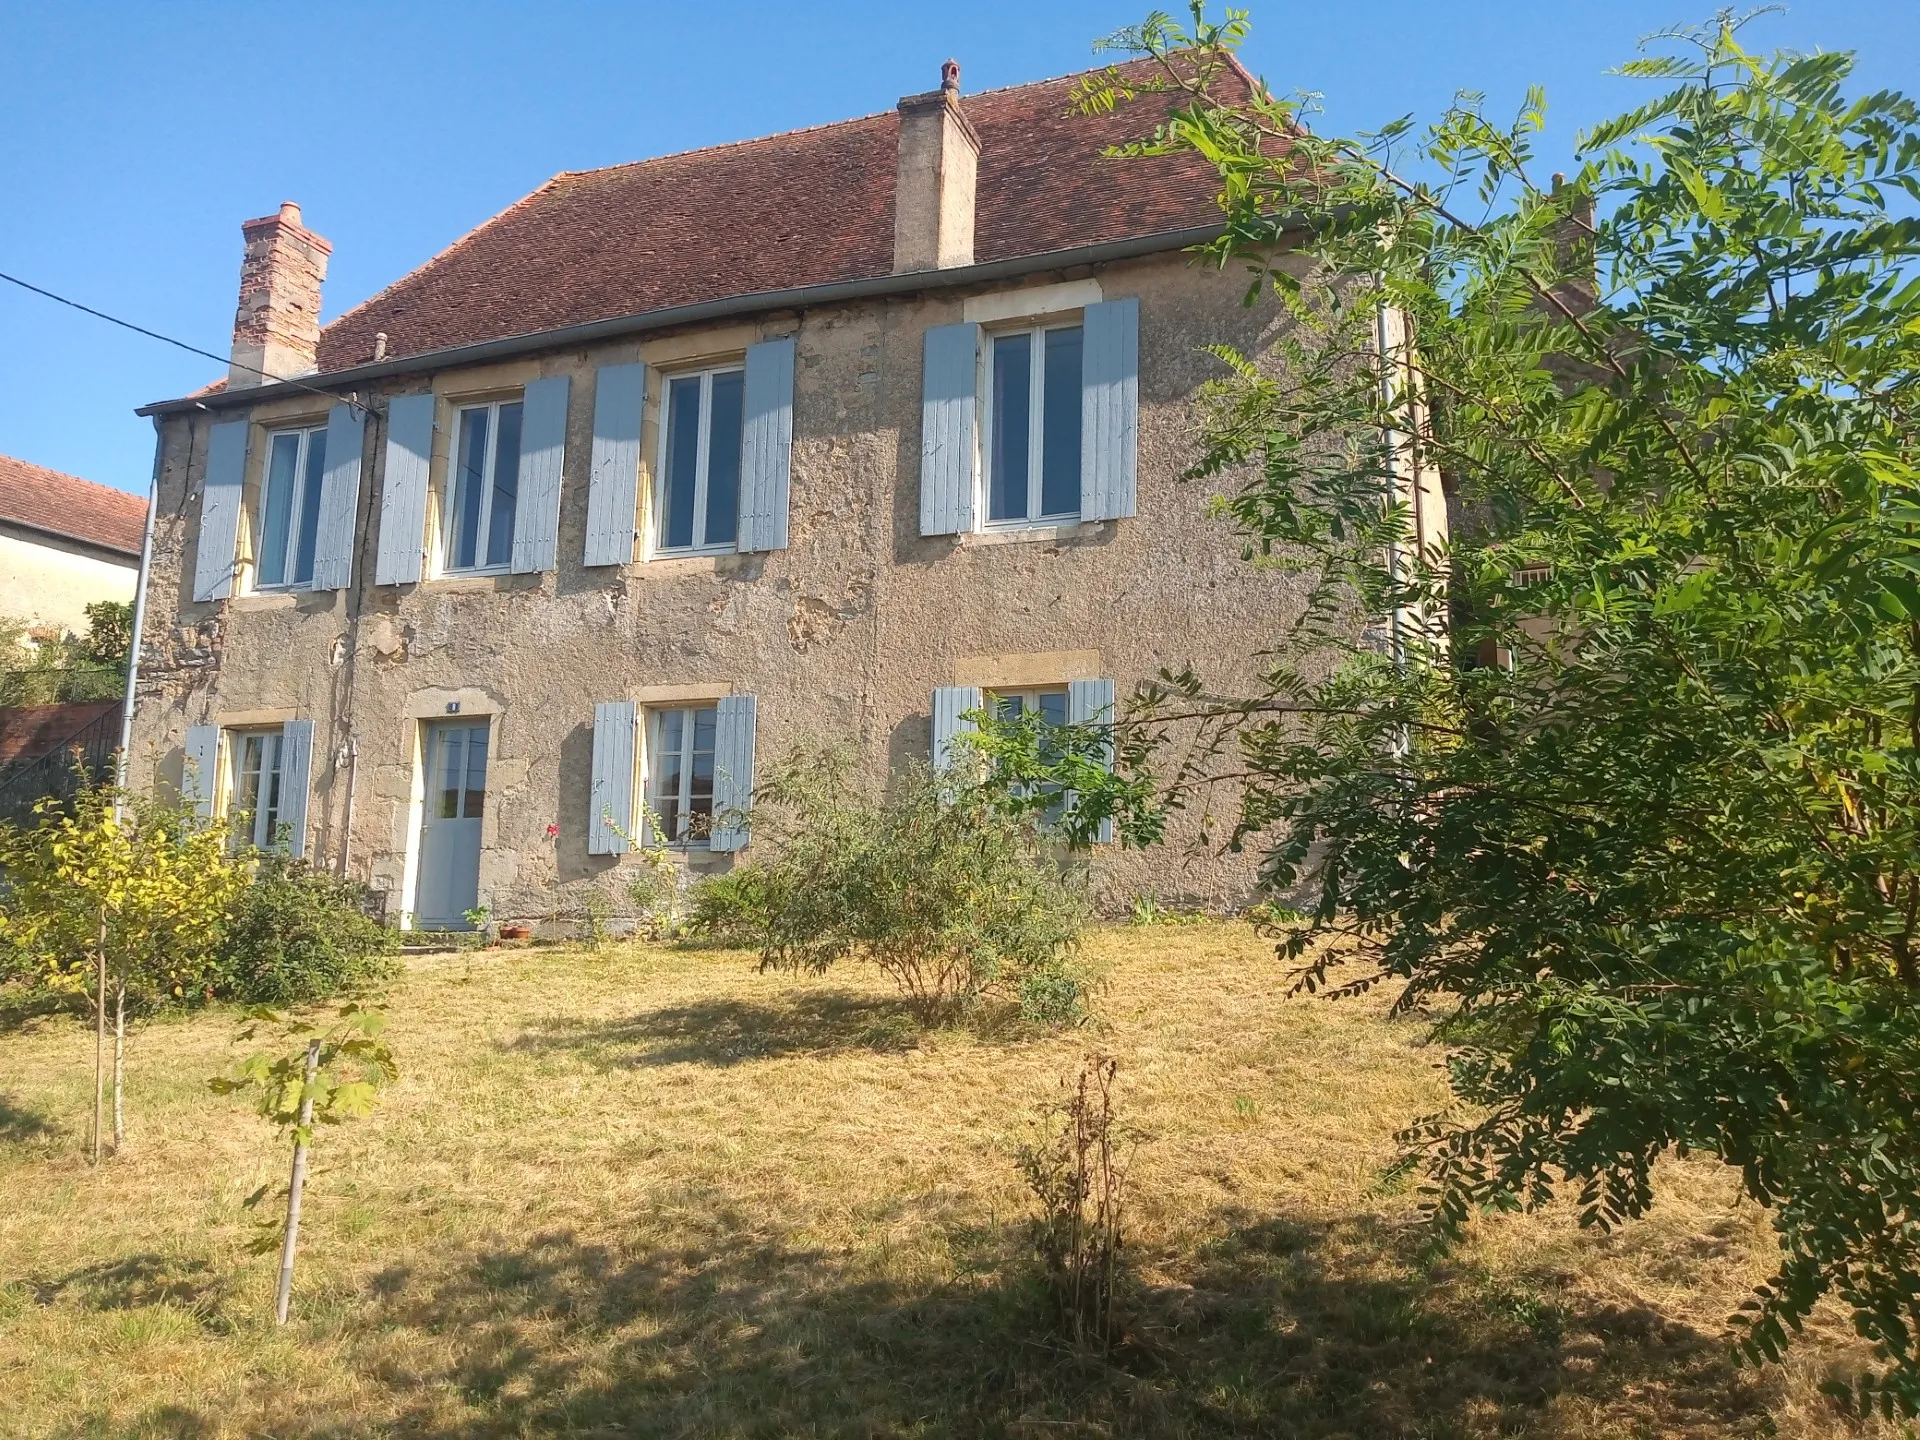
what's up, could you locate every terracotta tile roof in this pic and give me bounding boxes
[0,453,147,558]
[316,59,1247,373]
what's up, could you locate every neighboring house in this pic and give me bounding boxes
[0,453,146,637]
[125,59,1445,930]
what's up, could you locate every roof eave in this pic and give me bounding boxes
[137,223,1254,417]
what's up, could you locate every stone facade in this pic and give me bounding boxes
[126,249,1331,927]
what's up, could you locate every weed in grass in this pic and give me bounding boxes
[1017,1053,1130,1350]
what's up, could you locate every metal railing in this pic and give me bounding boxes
[0,701,124,829]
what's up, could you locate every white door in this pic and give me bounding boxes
[415,720,488,928]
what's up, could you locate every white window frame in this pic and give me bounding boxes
[981,320,1083,530]
[226,726,287,850]
[652,364,745,557]
[440,396,522,577]
[644,704,719,845]
[252,424,327,592]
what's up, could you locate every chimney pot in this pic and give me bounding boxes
[372,332,388,362]
[893,62,980,274]
[229,202,331,388]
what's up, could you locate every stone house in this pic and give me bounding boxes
[125,59,1443,931]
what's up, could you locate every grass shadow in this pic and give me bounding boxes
[31,1253,229,1322]
[508,989,945,1068]
[267,1207,1804,1438]
[0,1091,60,1144]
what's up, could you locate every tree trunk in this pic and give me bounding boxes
[112,983,126,1154]
[90,914,106,1166]
[274,1040,321,1326]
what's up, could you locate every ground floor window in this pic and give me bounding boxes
[647,705,717,843]
[229,728,286,850]
[989,688,1070,826]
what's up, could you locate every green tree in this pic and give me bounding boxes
[210,1002,397,1323]
[1062,5,1920,1413]
[0,788,245,1159]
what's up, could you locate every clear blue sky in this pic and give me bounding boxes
[3,1,1916,497]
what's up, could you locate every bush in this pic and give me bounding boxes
[213,854,398,1005]
[689,746,1089,1024]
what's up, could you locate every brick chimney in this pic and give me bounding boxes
[229,201,331,388]
[893,60,980,273]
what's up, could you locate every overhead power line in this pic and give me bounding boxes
[0,268,365,414]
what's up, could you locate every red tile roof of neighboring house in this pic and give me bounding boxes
[0,454,147,558]
[312,59,1250,374]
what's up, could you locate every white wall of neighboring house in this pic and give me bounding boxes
[0,523,138,638]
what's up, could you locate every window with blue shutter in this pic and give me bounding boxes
[584,364,646,567]
[1067,677,1118,845]
[589,700,638,855]
[511,374,570,574]
[1080,298,1139,521]
[739,337,795,553]
[655,365,744,554]
[192,420,250,602]
[931,685,984,772]
[920,323,980,536]
[709,694,757,853]
[182,724,221,817]
[376,393,435,585]
[309,403,366,591]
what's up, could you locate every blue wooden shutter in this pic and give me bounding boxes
[584,364,646,567]
[589,700,638,855]
[920,323,980,535]
[376,393,435,585]
[1068,677,1117,844]
[931,685,984,773]
[1081,298,1139,521]
[182,724,220,818]
[278,718,315,858]
[309,403,365,591]
[709,694,757,853]
[511,375,570,574]
[739,337,795,552]
[192,420,249,601]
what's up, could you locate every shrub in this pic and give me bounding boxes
[214,854,398,1005]
[689,746,1088,1023]
[1016,1054,1131,1347]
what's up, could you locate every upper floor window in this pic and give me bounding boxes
[986,324,1083,526]
[657,367,744,554]
[445,397,523,573]
[229,726,287,850]
[647,704,716,843]
[256,425,327,589]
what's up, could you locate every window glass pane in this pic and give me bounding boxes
[235,734,264,837]
[653,709,686,840]
[1037,691,1069,728]
[463,727,488,819]
[989,333,1032,521]
[450,408,490,571]
[438,730,465,820]
[994,693,1025,723]
[484,402,522,569]
[291,429,328,585]
[704,370,744,548]
[1040,327,1083,518]
[259,434,301,587]
[688,706,717,833]
[662,377,701,550]
[261,733,285,846]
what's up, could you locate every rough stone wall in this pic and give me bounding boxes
[129,248,1329,927]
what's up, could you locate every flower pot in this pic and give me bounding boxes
[499,923,531,941]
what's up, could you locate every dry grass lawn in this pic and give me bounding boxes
[0,925,1899,1438]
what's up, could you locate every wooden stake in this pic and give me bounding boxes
[274,1040,321,1325]
[90,913,106,1166]
[112,983,126,1154]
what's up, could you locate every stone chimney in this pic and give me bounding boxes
[229,201,331,388]
[893,60,980,273]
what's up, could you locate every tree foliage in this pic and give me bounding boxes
[1072,4,1920,1411]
